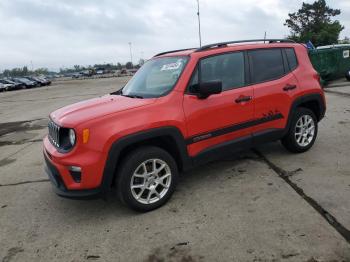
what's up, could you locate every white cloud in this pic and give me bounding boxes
[0,0,348,71]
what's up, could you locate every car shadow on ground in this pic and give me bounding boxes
[41,146,280,221]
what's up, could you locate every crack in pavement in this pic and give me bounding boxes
[2,247,24,262]
[0,119,47,167]
[253,148,350,244]
[324,89,350,98]
[0,118,47,137]
[0,93,105,103]
[0,139,43,147]
[0,139,42,167]
[0,179,49,187]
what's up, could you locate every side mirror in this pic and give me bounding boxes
[197,81,222,99]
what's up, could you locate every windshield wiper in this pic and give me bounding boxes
[110,89,144,99]
[120,94,144,99]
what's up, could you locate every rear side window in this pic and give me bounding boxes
[285,48,298,71]
[189,52,245,92]
[248,49,285,84]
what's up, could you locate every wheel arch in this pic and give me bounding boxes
[100,127,191,192]
[284,93,325,135]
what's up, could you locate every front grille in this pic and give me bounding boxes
[48,120,60,147]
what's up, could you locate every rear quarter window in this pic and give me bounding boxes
[285,48,298,71]
[248,49,285,84]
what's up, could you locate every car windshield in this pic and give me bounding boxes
[120,56,188,98]
[18,78,30,83]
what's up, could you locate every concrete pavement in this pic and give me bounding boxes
[1,77,350,262]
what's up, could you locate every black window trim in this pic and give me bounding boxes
[185,50,249,95]
[185,46,300,94]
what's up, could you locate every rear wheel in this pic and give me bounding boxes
[346,70,350,81]
[117,146,178,212]
[281,108,318,153]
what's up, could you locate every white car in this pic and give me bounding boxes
[0,83,6,92]
[0,79,16,91]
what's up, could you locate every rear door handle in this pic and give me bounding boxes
[235,96,252,103]
[283,84,297,91]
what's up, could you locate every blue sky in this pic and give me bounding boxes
[0,0,349,71]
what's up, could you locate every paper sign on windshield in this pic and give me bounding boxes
[161,60,183,71]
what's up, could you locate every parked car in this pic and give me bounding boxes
[81,70,93,77]
[24,77,44,86]
[44,39,326,212]
[0,79,24,90]
[13,77,37,88]
[26,76,51,86]
[38,76,51,85]
[0,83,6,92]
[72,72,83,79]
[0,79,14,91]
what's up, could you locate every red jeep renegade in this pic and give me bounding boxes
[43,39,326,211]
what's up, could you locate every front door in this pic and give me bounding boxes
[183,51,254,157]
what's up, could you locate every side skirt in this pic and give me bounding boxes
[190,128,285,168]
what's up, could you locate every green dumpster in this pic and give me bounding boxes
[309,44,350,81]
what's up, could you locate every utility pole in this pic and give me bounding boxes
[196,0,202,47]
[264,31,267,43]
[128,42,133,65]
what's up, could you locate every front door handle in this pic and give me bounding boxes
[283,84,297,91]
[235,96,252,103]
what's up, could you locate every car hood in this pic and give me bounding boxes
[51,95,157,127]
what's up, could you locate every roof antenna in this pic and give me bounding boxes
[196,0,202,47]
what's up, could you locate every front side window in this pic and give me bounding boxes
[189,52,245,92]
[121,56,188,98]
[248,49,285,84]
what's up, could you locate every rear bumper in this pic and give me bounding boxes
[44,152,102,200]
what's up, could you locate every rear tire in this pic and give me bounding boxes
[117,146,178,212]
[346,70,350,81]
[281,107,318,153]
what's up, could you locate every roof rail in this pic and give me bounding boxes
[154,48,196,57]
[195,39,295,52]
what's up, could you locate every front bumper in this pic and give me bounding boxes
[44,152,102,199]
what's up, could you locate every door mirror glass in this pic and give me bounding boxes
[197,81,222,99]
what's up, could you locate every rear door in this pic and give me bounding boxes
[183,51,254,157]
[248,48,299,138]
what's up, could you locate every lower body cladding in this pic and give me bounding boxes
[43,136,106,199]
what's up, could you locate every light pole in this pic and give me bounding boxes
[128,42,133,65]
[196,0,202,47]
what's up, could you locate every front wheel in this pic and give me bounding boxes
[117,146,178,212]
[281,108,318,153]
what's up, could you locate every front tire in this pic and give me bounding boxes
[281,107,318,153]
[117,146,178,212]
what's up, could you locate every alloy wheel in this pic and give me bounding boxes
[295,115,315,147]
[130,159,172,204]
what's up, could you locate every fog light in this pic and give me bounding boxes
[69,166,81,183]
[69,166,81,172]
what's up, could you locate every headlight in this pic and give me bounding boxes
[69,129,76,146]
